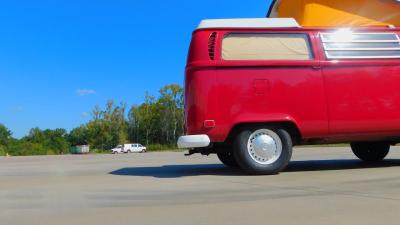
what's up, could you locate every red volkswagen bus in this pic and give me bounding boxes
[178,18,400,175]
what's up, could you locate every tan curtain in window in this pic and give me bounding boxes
[222,34,311,60]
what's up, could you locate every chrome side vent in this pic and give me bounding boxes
[321,31,400,59]
[208,32,217,60]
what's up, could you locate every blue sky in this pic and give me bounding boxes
[0,0,271,138]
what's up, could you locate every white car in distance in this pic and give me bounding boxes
[111,145,124,154]
[122,144,147,153]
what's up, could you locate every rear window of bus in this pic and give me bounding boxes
[222,33,312,61]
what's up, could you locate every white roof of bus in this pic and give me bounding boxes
[197,18,300,29]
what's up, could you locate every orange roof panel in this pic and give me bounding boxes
[268,0,400,27]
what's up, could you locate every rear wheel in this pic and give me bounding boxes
[351,142,390,162]
[217,151,238,167]
[233,127,293,175]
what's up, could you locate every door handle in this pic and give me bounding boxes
[312,66,321,70]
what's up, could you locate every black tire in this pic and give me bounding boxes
[233,127,293,175]
[217,151,239,167]
[351,142,390,162]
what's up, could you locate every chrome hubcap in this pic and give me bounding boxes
[247,129,282,165]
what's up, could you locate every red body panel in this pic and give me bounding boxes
[322,61,400,134]
[185,27,400,144]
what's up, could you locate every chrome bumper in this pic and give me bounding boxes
[177,135,211,148]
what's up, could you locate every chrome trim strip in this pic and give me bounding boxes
[322,40,400,43]
[320,32,400,42]
[322,42,400,51]
[324,52,400,59]
[321,32,400,59]
[324,47,400,51]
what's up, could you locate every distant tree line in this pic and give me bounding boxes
[0,84,184,156]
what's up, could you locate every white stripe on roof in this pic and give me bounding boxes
[197,18,300,29]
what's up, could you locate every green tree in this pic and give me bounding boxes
[68,125,89,146]
[7,140,48,156]
[2,83,185,156]
[86,100,128,150]
[128,105,141,143]
[0,123,12,146]
[158,84,184,144]
[24,128,70,154]
[127,84,184,146]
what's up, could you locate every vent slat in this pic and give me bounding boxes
[208,32,217,60]
[321,32,400,59]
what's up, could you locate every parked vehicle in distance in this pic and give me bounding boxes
[70,145,90,154]
[111,145,124,154]
[122,144,147,153]
[111,144,146,154]
[178,18,400,175]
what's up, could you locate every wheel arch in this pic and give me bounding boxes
[225,121,302,146]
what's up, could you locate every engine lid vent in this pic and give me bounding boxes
[208,32,217,60]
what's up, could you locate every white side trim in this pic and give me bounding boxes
[177,135,211,148]
[197,18,300,29]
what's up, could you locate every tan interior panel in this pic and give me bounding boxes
[222,33,312,60]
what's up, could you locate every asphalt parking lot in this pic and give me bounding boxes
[1,147,400,225]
